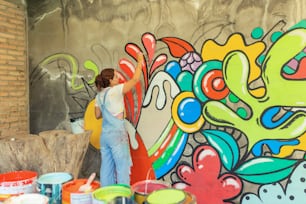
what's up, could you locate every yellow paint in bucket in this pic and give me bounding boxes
[131,180,170,204]
[3,193,49,204]
[146,188,186,204]
[92,184,132,204]
[62,179,100,204]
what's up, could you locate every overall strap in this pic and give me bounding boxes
[102,88,111,104]
[97,88,110,109]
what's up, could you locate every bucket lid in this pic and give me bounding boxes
[146,188,186,204]
[37,172,73,184]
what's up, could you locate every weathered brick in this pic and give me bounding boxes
[6,6,24,15]
[0,91,8,96]
[0,32,15,39]
[0,65,17,70]
[0,42,17,50]
[0,59,7,63]
[16,56,26,61]
[8,50,23,56]
[0,122,9,129]
[9,81,24,86]
[0,20,17,29]
[5,28,24,36]
[0,80,8,85]
[0,54,15,60]
[8,39,25,46]
[0,15,7,23]
[8,60,24,66]
[9,90,24,97]
[0,70,7,75]
[0,0,15,7]
[8,18,24,26]
[0,37,7,43]
[0,49,7,54]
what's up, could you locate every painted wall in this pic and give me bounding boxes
[28,0,306,203]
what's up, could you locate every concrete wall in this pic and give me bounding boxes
[0,0,28,137]
[27,0,306,203]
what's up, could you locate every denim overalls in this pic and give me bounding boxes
[97,88,132,186]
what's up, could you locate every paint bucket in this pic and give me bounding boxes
[36,172,73,204]
[92,184,132,204]
[70,118,84,134]
[0,170,37,202]
[131,180,170,204]
[61,179,100,204]
[145,188,187,204]
[2,193,49,204]
[107,196,136,204]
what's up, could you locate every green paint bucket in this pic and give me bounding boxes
[131,180,170,204]
[145,188,187,204]
[92,184,132,204]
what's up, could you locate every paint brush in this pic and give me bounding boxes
[78,172,96,192]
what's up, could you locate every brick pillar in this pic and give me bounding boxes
[0,0,28,137]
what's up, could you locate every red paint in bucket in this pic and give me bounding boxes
[62,179,100,204]
[0,171,37,201]
[131,180,170,204]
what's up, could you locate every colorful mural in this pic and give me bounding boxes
[30,20,306,203]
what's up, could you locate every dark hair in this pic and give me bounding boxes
[95,68,114,91]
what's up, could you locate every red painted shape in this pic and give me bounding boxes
[202,70,229,100]
[159,37,194,58]
[130,131,155,185]
[142,32,156,65]
[173,145,242,204]
[283,57,306,79]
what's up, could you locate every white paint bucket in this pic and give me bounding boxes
[3,193,49,204]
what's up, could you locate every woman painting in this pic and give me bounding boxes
[94,53,143,186]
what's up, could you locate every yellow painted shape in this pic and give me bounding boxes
[84,99,102,149]
[201,33,266,98]
[277,132,306,158]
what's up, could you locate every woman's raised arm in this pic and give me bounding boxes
[122,52,144,94]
